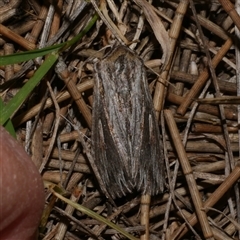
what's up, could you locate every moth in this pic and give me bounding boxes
[91,45,164,199]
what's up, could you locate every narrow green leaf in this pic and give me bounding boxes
[0,52,59,125]
[0,98,16,137]
[60,13,99,51]
[0,13,99,66]
[0,14,99,126]
[0,43,65,66]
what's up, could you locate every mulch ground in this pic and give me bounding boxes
[1,0,240,239]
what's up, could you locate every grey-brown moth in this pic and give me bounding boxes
[91,45,164,199]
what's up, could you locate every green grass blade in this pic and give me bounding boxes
[0,14,99,66]
[0,52,59,125]
[61,13,99,51]
[52,190,138,240]
[0,14,99,126]
[0,43,65,66]
[0,98,16,137]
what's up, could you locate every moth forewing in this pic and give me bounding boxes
[148,112,164,195]
[92,46,164,199]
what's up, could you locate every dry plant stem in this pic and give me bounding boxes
[173,91,215,235]
[106,0,122,23]
[168,140,239,154]
[53,207,100,240]
[175,39,193,96]
[0,24,36,50]
[4,43,14,80]
[62,149,81,189]
[218,0,240,32]
[43,129,88,146]
[212,228,234,240]
[89,208,124,238]
[197,96,240,104]
[193,172,225,184]
[46,148,86,164]
[222,15,233,30]
[140,194,150,240]
[31,121,43,169]
[0,0,21,14]
[55,61,92,128]
[46,1,88,47]
[162,8,175,30]
[161,115,201,240]
[42,60,64,136]
[90,0,128,44]
[207,207,240,231]
[28,77,55,146]
[170,70,237,94]
[148,185,204,218]
[42,224,59,240]
[171,164,240,239]
[164,109,214,240]
[153,0,189,118]
[47,159,90,174]
[192,161,239,174]
[0,9,18,24]
[0,0,20,23]
[167,0,189,63]
[104,226,145,235]
[3,60,35,82]
[43,171,67,184]
[64,0,75,16]
[182,78,211,144]
[161,114,173,240]
[48,0,63,39]
[225,222,239,236]
[177,37,233,115]
[153,6,195,40]
[167,92,237,121]
[120,197,141,221]
[190,1,238,227]
[13,79,94,126]
[54,142,63,185]
[129,14,144,50]
[27,0,41,14]
[192,123,238,133]
[189,0,234,163]
[168,1,229,41]
[191,13,229,41]
[39,4,55,49]
[104,0,127,36]
[42,111,55,136]
[5,20,35,37]
[39,81,61,173]
[40,196,58,234]
[235,2,240,238]
[133,0,170,64]
[209,46,235,69]
[55,181,83,240]
[26,3,49,44]
[181,210,233,240]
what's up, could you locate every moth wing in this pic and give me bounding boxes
[137,78,165,195]
[92,74,133,198]
[92,46,165,198]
